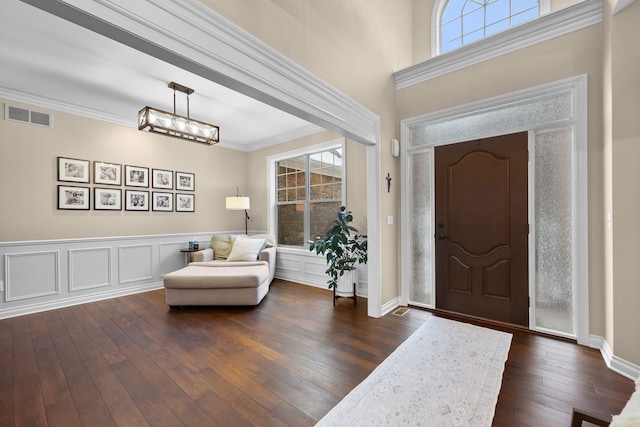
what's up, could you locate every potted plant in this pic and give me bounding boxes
[308,206,367,301]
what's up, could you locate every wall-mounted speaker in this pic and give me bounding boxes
[391,138,400,158]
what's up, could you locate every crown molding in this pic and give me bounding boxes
[613,0,637,14]
[0,86,322,151]
[394,0,603,89]
[0,86,135,128]
[19,0,379,146]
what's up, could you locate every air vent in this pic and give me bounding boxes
[391,307,410,316]
[4,104,52,128]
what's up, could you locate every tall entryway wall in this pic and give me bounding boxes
[400,75,589,343]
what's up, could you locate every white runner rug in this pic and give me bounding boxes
[316,316,512,427]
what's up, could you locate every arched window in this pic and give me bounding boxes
[438,0,542,54]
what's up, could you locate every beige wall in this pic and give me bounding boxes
[0,99,248,241]
[609,0,640,364]
[202,0,414,304]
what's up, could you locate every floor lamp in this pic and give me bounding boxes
[226,190,250,235]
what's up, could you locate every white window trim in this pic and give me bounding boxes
[399,0,600,90]
[267,138,346,249]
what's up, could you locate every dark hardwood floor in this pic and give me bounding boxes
[0,279,634,426]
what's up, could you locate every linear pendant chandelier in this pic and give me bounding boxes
[138,82,219,145]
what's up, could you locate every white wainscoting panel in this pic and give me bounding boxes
[0,232,366,319]
[5,251,59,302]
[0,232,223,319]
[275,247,369,297]
[69,247,111,292]
[118,244,153,285]
[357,263,369,298]
[159,242,188,276]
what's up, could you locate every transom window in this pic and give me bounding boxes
[276,146,344,246]
[440,0,540,54]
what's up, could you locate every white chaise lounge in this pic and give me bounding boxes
[163,234,276,307]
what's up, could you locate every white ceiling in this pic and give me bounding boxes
[0,0,322,151]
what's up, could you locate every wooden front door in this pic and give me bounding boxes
[435,133,529,326]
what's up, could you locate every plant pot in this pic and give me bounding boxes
[335,267,357,297]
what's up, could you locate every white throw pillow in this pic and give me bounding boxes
[227,236,266,262]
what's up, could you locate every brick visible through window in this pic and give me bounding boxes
[276,148,343,246]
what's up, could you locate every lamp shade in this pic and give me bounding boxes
[226,196,250,210]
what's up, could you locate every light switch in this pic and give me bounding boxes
[387,215,393,225]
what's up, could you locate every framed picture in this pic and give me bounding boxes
[58,185,90,210]
[125,165,149,187]
[94,187,122,210]
[176,193,195,212]
[152,192,173,211]
[58,157,90,183]
[175,171,195,191]
[152,168,173,189]
[125,190,149,211]
[94,161,122,186]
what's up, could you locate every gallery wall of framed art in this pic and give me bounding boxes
[56,156,195,212]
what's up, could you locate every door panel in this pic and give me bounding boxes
[435,133,529,326]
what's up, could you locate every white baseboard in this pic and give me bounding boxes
[381,297,401,317]
[0,282,164,320]
[275,273,369,299]
[590,334,640,381]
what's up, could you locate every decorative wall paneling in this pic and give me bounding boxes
[0,232,362,319]
[275,247,369,297]
[0,232,213,319]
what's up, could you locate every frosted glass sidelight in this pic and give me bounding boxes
[410,126,427,147]
[409,150,433,306]
[534,129,574,334]
[410,92,573,147]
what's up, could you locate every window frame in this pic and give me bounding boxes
[268,138,346,248]
[432,0,550,56]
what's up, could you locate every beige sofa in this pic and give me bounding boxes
[163,234,276,307]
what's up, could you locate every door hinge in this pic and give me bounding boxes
[527,150,530,161]
[528,297,531,307]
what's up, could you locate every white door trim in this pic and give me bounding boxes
[400,75,589,344]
